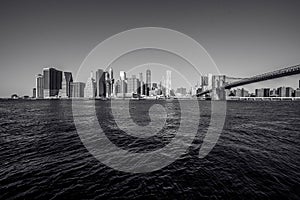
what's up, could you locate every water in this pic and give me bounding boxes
[0,99,299,199]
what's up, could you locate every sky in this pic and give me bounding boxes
[1,0,300,97]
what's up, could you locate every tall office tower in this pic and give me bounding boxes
[166,70,172,97]
[96,69,106,97]
[71,82,85,98]
[36,74,44,99]
[105,71,111,97]
[114,80,121,96]
[120,80,127,98]
[60,72,73,98]
[43,68,62,98]
[84,72,96,98]
[138,72,143,95]
[64,72,73,97]
[120,71,126,81]
[207,73,213,90]
[127,75,139,94]
[32,88,36,98]
[162,75,166,96]
[109,67,114,96]
[146,69,151,96]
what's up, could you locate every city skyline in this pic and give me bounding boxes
[7,64,300,99]
[1,1,300,97]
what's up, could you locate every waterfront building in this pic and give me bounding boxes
[270,88,278,97]
[162,75,166,96]
[138,72,144,95]
[105,71,111,97]
[71,82,85,98]
[286,87,294,97]
[109,68,114,97]
[295,89,300,97]
[277,87,286,97]
[60,72,73,98]
[84,72,96,98]
[120,71,126,81]
[36,74,44,99]
[176,87,187,95]
[235,88,243,97]
[117,80,127,98]
[127,75,139,94]
[146,69,151,96]
[166,70,172,97]
[114,80,121,96]
[233,88,249,97]
[207,74,213,90]
[32,88,36,98]
[255,88,270,97]
[96,69,106,97]
[43,68,62,98]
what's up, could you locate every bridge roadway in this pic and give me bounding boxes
[197,64,300,96]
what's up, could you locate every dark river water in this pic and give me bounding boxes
[0,99,299,199]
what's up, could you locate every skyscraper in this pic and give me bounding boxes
[139,72,143,95]
[105,71,111,97]
[43,67,62,98]
[127,75,139,94]
[109,68,114,97]
[71,82,85,98]
[60,72,73,98]
[36,74,44,99]
[84,72,96,98]
[207,73,213,90]
[114,80,121,96]
[146,69,151,96]
[96,69,106,97]
[166,70,172,97]
[162,75,166,96]
[120,71,126,81]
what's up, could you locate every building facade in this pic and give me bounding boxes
[127,75,139,94]
[166,70,172,97]
[36,74,44,99]
[43,68,62,98]
[96,69,106,97]
[84,72,96,98]
[71,82,85,98]
[146,69,151,96]
[60,72,73,98]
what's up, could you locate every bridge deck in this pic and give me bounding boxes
[197,64,300,96]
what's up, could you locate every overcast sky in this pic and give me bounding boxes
[1,0,300,97]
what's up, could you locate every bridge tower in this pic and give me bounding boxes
[211,75,226,100]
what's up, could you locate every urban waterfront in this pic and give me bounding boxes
[0,99,299,199]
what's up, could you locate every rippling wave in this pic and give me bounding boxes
[0,100,299,199]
